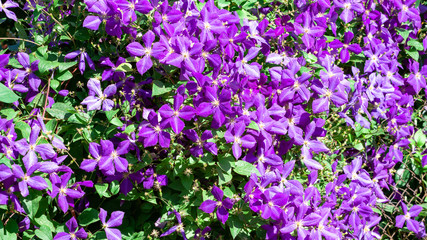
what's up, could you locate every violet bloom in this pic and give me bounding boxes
[12,163,48,197]
[183,129,217,157]
[164,36,203,73]
[334,0,365,23]
[294,12,325,48]
[199,186,234,224]
[407,62,427,94]
[235,47,261,79]
[98,140,130,176]
[139,112,171,148]
[126,30,161,75]
[65,50,95,75]
[329,32,362,63]
[159,94,195,134]
[160,210,188,240]
[53,217,87,240]
[394,0,420,23]
[395,203,423,233]
[99,57,126,82]
[17,52,40,91]
[14,125,56,170]
[280,205,321,238]
[99,208,124,240]
[51,172,85,213]
[224,121,257,159]
[196,86,232,128]
[80,142,102,172]
[0,0,18,21]
[81,78,116,111]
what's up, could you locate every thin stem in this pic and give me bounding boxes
[42,70,54,118]
[42,9,75,46]
[0,37,41,46]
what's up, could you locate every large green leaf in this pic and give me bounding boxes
[0,83,20,103]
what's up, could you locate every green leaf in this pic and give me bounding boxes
[78,208,100,226]
[105,109,119,121]
[110,180,120,195]
[15,121,31,140]
[35,226,52,240]
[115,63,133,72]
[228,216,243,239]
[414,129,426,148]
[218,166,232,185]
[58,61,77,72]
[46,102,77,119]
[396,28,411,41]
[0,108,18,120]
[234,161,258,176]
[303,52,318,64]
[0,83,20,103]
[408,39,424,51]
[38,60,59,74]
[14,22,28,39]
[181,175,194,190]
[95,183,110,197]
[218,154,233,172]
[152,80,172,96]
[111,117,123,127]
[54,70,73,81]
[22,195,42,220]
[34,215,55,230]
[405,48,419,61]
[247,121,259,131]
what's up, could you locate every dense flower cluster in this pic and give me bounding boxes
[0,0,426,239]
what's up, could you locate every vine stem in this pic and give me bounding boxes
[42,70,55,118]
[0,37,41,46]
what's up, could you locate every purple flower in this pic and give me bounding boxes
[334,0,365,23]
[53,217,87,240]
[98,140,130,176]
[99,208,124,240]
[17,52,41,91]
[199,186,234,224]
[329,32,362,63]
[138,111,171,148]
[0,0,19,21]
[183,129,217,157]
[81,78,116,111]
[294,12,325,48]
[126,31,161,75]
[12,163,48,197]
[159,94,195,134]
[51,172,85,213]
[160,210,187,240]
[395,203,423,233]
[14,125,56,170]
[65,50,95,75]
[224,121,256,159]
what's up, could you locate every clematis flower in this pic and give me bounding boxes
[126,30,162,75]
[183,129,217,157]
[395,203,423,233]
[16,52,40,91]
[97,140,130,176]
[65,50,95,75]
[224,121,256,159]
[334,0,365,23]
[199,186,234,224]
[81,78,116,111]
[14,125,56,170]
[158,94,195,134]
[329,32,362,63]
[53,217,87,240]
[160,210,188,239]
[138,111,171,148]
[12,163,48,197]
[99,208,124,240]
[294,12,325,48]
[0,0,18,21]
[51,172,85,213]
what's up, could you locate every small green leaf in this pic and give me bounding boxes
[0,83,20,103]
[54,70,73,81]
[405,48,419,61]
[115,63,133,72]
[0,108,18,120]
[15,121,31,140]
[233,161,259,176]
[228,216,243,239]
[58,61,77,72]
[152,80,172,96]
[105,109,119,121]
[414,129,426,148]
[78,208,100,226]
[95,183,110,197]
[247,121,259,131]
[110,180,120,195]
[35,226,52,240]
[111,117,123,127]
[408,39,424,51]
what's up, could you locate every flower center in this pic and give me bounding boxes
[111,151,118,158]
[344,2,351,9]
[204,22,211,30]
[212,99,220,107]
[154,126,162,133]
[234,136,241,144]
